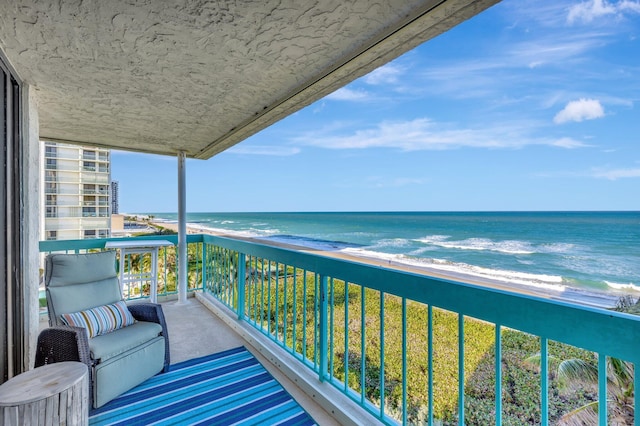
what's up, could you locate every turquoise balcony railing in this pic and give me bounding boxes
[40,235,639,425]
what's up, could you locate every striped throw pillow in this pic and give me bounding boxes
[60,300,136,338]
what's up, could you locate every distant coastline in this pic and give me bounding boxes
[150,217,624,309]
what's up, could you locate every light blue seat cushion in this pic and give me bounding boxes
[94,336,165,408]
[89,321,163,360]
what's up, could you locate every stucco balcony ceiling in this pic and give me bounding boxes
[0,0,497,159]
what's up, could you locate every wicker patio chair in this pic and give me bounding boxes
[35,250,170,410]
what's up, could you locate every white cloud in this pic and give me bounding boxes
[553,98,605,123]
[364,64,404,85]
[568,0,618,23]
[620,0,640,13]
[551,137,590,148]
[415,35,606,101]
[591,167,640,179]
[293,118,587,151]
[325,87,370,101]
[536,163,640,179]
[226,145,300,156]
[567,0,640,24]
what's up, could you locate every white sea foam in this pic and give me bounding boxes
[415,236,536,254]
[187,223,279,238]
[340,247,567,293]
[606,281,640,293]
[415,235,577,255]
[541,243,575,253]
[368,238,412,249]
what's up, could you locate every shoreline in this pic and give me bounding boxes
[151,220,619,309]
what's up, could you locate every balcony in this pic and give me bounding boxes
[2,2,555,423]
[39,234,640,425]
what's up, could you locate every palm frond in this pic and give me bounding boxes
[523,352,560,373]
[557,400,599,426]
[607,358,634,389]
[557,358,598,391]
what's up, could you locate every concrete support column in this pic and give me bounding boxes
[177,151,187,304]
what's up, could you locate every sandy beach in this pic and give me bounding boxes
[151,220,618,309]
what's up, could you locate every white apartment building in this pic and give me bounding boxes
[41,141,111,240]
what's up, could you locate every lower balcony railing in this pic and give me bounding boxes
[39,235,204,302]
[40,235,639,426]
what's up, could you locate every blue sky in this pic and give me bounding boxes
[113,0,640,213]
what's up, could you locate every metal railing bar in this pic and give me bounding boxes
[428,305,434,426]
[283,264,288,348]
[541,337,549,426]
[458,313,465,426]
[402,297,408,425]
[320,274,329,382]
[379,291,385,419]
[599,354,607,426]
[345,282,350,393]
[329,277,335,381]
[360,284,366,406]
[496,325,502,426]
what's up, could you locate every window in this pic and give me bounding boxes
[45,145,57,157]
[46,231,58,241]
[83,230,96,239]
[45,158,57,169]
[44,182,57,193]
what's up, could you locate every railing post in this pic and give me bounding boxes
[201,242,207,292]
[319,274,328,382]
[176,151,187,304]
[598,354,607,426]
[237,253,246,321]
[541,337,548,426]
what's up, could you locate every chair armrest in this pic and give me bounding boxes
[35,326,92,367]
[35,326,95,410]
[128,303,171,372]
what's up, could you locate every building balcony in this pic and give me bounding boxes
[81,189,109,195]
[38,234,640,425]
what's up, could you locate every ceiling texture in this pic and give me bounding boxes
[0,0,498,159]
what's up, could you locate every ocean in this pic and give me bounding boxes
[148,211,640,308]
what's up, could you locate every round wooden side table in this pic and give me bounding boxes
[0,362,88,425]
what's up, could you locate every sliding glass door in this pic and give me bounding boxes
[0,53,23,382]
